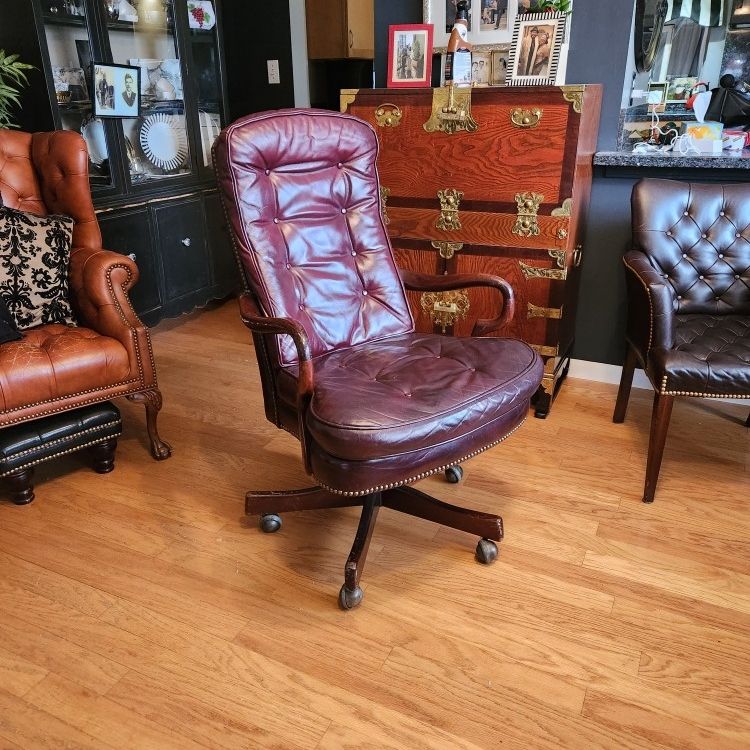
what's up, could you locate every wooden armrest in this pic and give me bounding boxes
[400,270,516,336]
[238,293,314,400]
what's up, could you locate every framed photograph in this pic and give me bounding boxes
[490,48,509,85]
[92,63,140,118]
[387,24,434,88]
[425,0,516,52]
[508,11,565,85]
[471,51,491,86]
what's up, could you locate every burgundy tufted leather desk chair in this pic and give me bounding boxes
[614,179,750,503]
[0,130,170,461]
[215,109,543,609]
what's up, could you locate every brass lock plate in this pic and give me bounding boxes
[420,290,470,333]
[423,86,479,135]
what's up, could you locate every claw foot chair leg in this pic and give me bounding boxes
[126,389,172,460]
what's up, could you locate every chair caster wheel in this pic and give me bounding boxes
[475,538,498,564]
[259,514,282,533]
[338,584,363,610]
[445,465,464,484]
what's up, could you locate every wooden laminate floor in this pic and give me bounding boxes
[1,299,749,749]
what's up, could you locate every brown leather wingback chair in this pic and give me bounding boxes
[0,130,170,460]
[614,178,750,503]
[215,109,543,609]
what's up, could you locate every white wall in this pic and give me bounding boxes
[288,0,310,107]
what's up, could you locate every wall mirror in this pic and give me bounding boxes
[634,0,669,73]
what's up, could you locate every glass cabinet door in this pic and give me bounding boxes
[39,0,115,187]
[102,0,193,185]
[185,0,225,174]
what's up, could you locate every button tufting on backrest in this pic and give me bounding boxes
[215,109,414,367]
[633,179,750,315]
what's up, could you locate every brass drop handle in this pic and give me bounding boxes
[181,237,192,247]
[375,103,403,128]
[511,107,543,129]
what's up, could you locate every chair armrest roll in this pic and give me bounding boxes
[68,247,144,340]
[623,250,676,360]
[400,270,515,336]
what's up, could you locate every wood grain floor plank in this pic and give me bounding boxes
[1,299,748,749]
[24,673,211,750]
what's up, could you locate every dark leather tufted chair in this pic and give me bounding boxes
[215,109,543,609]
[0,129,170,462]
[614,178,750,502]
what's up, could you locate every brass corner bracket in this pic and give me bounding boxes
[560,85,585,114]
[340,89,359,112]
[423,85,479,136]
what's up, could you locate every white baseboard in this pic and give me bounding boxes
[568,358,652,390]
[568,359,748,406]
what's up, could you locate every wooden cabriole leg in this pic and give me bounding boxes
[643,392,675,504]
[126,389,172,460]
[339,493,381,610]
[89,439,118,474]
[613,345,638,424]
[5,468,35,505]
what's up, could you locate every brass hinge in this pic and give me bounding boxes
[528,303,563,320]
[513,192,544,237]
[436,188,463,232]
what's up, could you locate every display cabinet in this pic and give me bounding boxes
[7,0,236,325]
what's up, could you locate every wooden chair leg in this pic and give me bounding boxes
[126,389,172,460]
[89,439,118,474]
[613,345,638,424]
[245,486,362,516]
[643,392,674,504]
[383,485,503,541]
[339,493,381,610]
[5,468,35,505]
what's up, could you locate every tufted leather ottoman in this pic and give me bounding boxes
[0,402,122,505]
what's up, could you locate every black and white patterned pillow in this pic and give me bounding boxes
[0,206,77,330]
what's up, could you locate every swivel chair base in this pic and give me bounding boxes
[247,485,503,610]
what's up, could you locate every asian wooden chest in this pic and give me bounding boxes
[341,84,602,417]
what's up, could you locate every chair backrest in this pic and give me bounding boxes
[632,178,750,315]
[214,109,413,367]
[0,129,101,251]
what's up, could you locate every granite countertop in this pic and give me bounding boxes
[594,149,750,169]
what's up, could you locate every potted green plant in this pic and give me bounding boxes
[0,50,33,129]
[532,0,572,12]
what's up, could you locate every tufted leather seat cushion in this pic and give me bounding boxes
[278,333,542,461]
[650,314,750,395]
[0,325,131,413]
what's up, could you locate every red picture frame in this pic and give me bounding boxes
[387,24,434,88]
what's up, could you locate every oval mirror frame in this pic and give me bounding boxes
[634,0,669,73]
